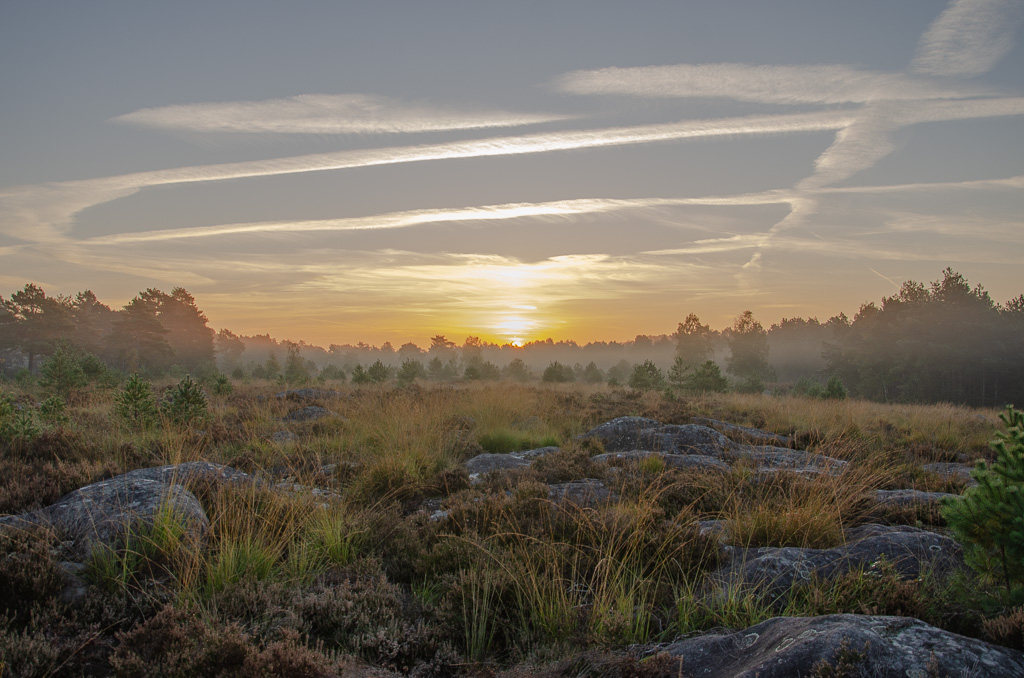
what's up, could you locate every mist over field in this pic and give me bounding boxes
[2,267,1022,408]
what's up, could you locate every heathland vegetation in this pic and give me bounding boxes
[1,268,1024,675]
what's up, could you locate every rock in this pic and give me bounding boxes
[510,446,560,460]
[638,425,733,455]
[661,614,1024,677]
[283,405,338,422]
[465,453,533,484]
[547,479,614,507]
[698,519,728,540]
[275,388,345,401]
[731,445,847,476]
[270,430,299,444]
[31,475,208,561]
[715,524,963,596]
[922,462,979,487]
[579,417,734,456]
[591,450,730,473]
[58,560,89,604]
[120,461,251,486]
[691,417,793,447]
[874,489,956,508]
[577,416,663,451]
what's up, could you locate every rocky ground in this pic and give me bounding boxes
[2,410,1018,677]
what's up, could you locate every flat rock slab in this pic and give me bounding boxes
[716,524,963,596]
[691,417,793,447]
[465,453,533,483]
[592,450,730,473]
[283,405,338,422]
[510,446,560,460]
[579,417,733,455]
[729,445,847,476]
[874,489,956,508]
[547,479,615,507]
[661,614,1024,678]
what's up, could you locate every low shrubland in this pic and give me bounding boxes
[0,376,1018,675]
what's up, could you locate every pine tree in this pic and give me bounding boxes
[942,405,1024,593]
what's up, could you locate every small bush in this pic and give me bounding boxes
[115,373,158,429]
[161,375,210,427]
[943,405,1024,594]
[542,361,575,383]
[629,360,665,390]
[38,340,87,398]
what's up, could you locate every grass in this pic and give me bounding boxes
[0,376,1014,675]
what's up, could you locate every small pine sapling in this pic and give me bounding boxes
[942,405,1024,595]
[115,373,158,429]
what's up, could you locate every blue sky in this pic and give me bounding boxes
[1,0,1022,346]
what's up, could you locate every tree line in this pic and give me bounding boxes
[1,268,1021,407]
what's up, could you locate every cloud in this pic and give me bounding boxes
[911,0,1023,77]
[112,93,575,135]
[0,110,852,241]
[83,194,794,244]
[553,63,992,104]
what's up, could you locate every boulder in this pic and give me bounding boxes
[465,453,532,484]
[577,416,663,451]
[547,479,615,507]
[731,445,847,476]
[873,489,956,509]
[637,424,733,455]
[510,446,560,460]
[119,461,251,486]
[715,524,963,596]
[691,417,793,447]
[661,614,1024,677]
[12,474,209,561]
[579,417,735,456]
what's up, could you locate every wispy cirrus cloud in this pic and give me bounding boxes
[911,0,1024,77]
[83,194,793,244]
[0,110,853,241]
[112,93,574,135]
[553,63,992,104]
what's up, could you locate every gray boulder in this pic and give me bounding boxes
[731,445,847,476]
[579,417,733,455]
[9,474,209,561]
[118,461,251,486]
[691,417,793,447]
[661,614,1024,677]
[577,416,663,451]
[511,446,560,460]
[874,489,956,509]
[638,424,733,455]
[547,479,615,507]
[465,453,533,484]
[715,525,963,596]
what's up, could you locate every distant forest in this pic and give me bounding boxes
[1,268,1022,408]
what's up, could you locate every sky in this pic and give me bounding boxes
[1,0,1022,348]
